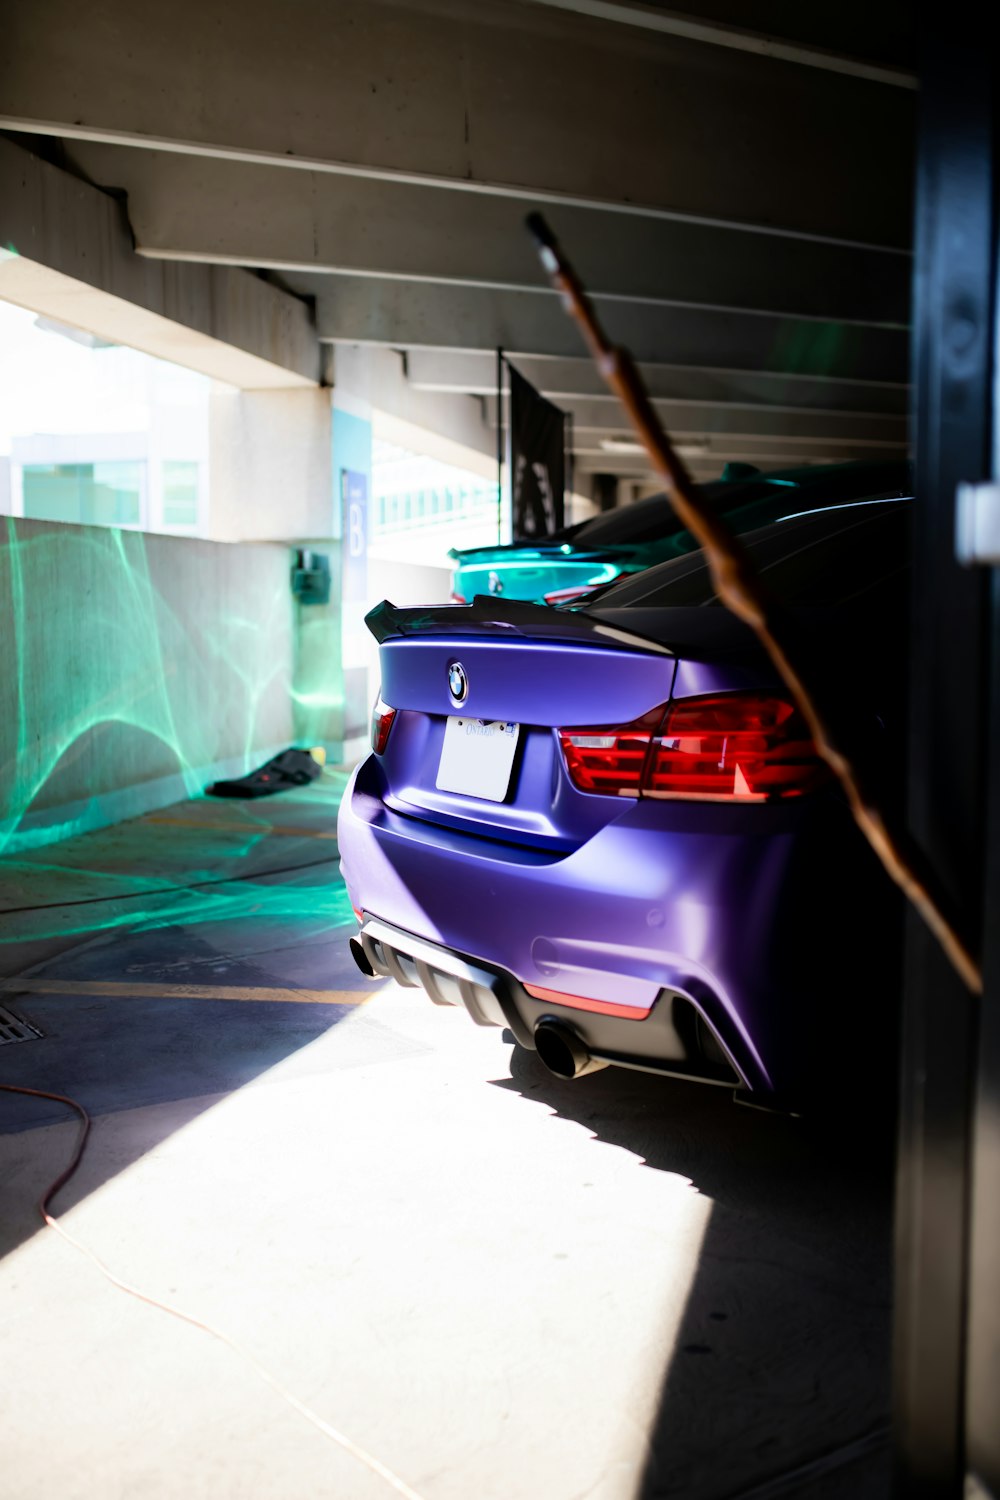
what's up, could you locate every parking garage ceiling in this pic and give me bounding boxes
[0,0,916,488]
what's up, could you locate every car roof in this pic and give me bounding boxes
[565,459,912,549]
[583,493,913,613]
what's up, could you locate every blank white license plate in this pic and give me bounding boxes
[436,717,520,801]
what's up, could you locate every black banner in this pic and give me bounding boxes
[508,363,565,539]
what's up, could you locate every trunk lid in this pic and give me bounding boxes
[369,602,677,850]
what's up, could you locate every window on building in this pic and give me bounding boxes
[0,298,214,537]
[162,460,199,528]
[22,461,144,526]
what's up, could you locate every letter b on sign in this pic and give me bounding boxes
[341,469,368,602]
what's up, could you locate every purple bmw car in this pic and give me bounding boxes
[339,496,909,1110]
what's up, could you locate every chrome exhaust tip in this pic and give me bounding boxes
[533,1018,608,1080]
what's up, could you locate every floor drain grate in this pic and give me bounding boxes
[0,1004,44,1045]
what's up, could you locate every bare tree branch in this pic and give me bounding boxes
[527,211,981,996]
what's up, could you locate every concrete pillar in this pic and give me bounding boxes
[324,342,491,756]
[204,383,351,758]
[204,383,361,759]
[207,386,333,542]
[211,346,498,762]
[331,389,374,757]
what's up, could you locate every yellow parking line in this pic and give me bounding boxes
[0,979,376,1005]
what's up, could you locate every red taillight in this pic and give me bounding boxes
[648,694,826,800]
[371,694,396,755]
[558,708,664,796]
[559,693,826,801]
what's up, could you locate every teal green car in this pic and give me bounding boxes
[449,460,912,605]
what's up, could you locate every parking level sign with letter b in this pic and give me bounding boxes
[342,469,368,602]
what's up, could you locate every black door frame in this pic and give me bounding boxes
[894,15,998,1497]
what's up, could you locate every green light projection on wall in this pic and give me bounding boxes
[0,772,354,948]
[0,517,306,855]
[292,609,344,745]
[290,534,346,749]
[768,320,856,377]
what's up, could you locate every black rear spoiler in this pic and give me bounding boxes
[365,595,673,655]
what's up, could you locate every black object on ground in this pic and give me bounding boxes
[206,748,324,799]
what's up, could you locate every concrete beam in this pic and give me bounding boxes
[310,277,910,383]
[330,345,493,465]
[482,396,907,445]
[65,144,910,329]
[0,138,319,388]
[0,0,914,248]
[579,461,758,488]
[518,0,917,87]
[403,350,910,415]
[573,433,909,469]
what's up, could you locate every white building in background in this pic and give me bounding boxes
[10,430,205,534]
[369,436,501,568]
[0,299,211,536]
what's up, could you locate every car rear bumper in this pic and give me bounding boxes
[352,914,743,1090]
[337,757,882,1099]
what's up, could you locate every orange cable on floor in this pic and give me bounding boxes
[0,1082,426,1500]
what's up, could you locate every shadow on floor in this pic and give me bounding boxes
[0,783,398,1261]
[495,1047,895,1499]
[0,960,383,1260]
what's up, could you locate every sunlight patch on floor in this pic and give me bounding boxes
[0,991,713,1500]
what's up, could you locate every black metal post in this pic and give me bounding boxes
[496,347,504,544]
[893,15,996,1496]
[967,587,1000,1499]
[566,411,574,521]
[965,101,1000,1497]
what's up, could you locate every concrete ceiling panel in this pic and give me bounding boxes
[517,0,917,79]
[1,0,914,246]
[0,0,917,486]
[308,275,909,383]
[480,396,907,445]
[64,144,910,328]
[401,350,909,414]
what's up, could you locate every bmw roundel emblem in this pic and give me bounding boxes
[448,661,468,704]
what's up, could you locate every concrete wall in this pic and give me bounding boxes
[0,517,296,852]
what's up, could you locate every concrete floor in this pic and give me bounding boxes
[0,773,894,1500]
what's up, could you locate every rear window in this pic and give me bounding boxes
[568,479,787,547]
[588,499,912,611]
[565,460,912,550]
[569,493,678,546]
